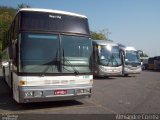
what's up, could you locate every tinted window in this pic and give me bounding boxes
[98,45,122,66]
[19,33,92,73]
[125,51,140,63]
[61,35,91,58]
[20,12,90,35]
[20,33,59,65]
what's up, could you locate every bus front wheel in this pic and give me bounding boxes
[124,74,128,77]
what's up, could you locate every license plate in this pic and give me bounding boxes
[54,90,67,95]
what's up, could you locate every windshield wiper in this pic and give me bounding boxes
[40,59,58,76]
[62,57,79,75]
[40,49,59,76]
[62,49,79,75]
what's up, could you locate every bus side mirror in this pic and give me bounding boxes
[119,49,125,59]
[137,50,143,57]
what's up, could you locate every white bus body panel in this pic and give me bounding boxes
[12,72,93,103]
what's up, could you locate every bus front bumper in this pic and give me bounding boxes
[124,66,142,74]
[18,86,92,103]
[94,65,122,77]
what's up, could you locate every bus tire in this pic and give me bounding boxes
[2,67,5,81]
[10,72,13,90]
[124,74,128,77]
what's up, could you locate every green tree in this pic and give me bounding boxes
[18,3,31,9]
[0,6,17,60]
[0,12,11,51]
[0,6,16,18]
[100,29,112,41]
[90,29,112,41]
[90,31,105,40]
[140,53,149,57]
[0,5,31,58]
[139,50,149,58]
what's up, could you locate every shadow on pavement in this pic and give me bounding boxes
[93,76,117,81]
[115,74,138,78]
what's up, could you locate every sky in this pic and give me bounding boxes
[1,0,160,57]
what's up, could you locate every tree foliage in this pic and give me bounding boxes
[90,31,105,40]
[18,3,31,9]
[0,6,16,51]
[0,4,30,52]
[90,29,112,41]
[140,52,149,57]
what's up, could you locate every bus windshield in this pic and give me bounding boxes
[125,51,140,64]
[98,45,122,66]
[61,35,92,73]
[20,33,92,73]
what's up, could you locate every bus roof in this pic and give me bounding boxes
[118,43,137,51]
[125,46,137,51]
[18,8,87,18]
[93,40,118,46]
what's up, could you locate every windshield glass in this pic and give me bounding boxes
[61,35,92,73]
[20,33,59,73]
[98,45,122,66]
[20,33,92,74]
[125,51,140,64]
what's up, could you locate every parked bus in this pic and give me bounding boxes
[118,44,142,76]
[154,56,160,70]
[148,57,155,70]
[2,8,93,103]
[92,40,123,77]
[148,56,160,70]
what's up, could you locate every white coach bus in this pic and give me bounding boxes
[118,44,142,76]
[2,8,93,103]
[92,40,123,77]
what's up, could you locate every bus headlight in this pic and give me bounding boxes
[34,91,43,97]
[77,89,84,94]
[84,88,91,93]
[76,88,91,94]
[24,91,33,98]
